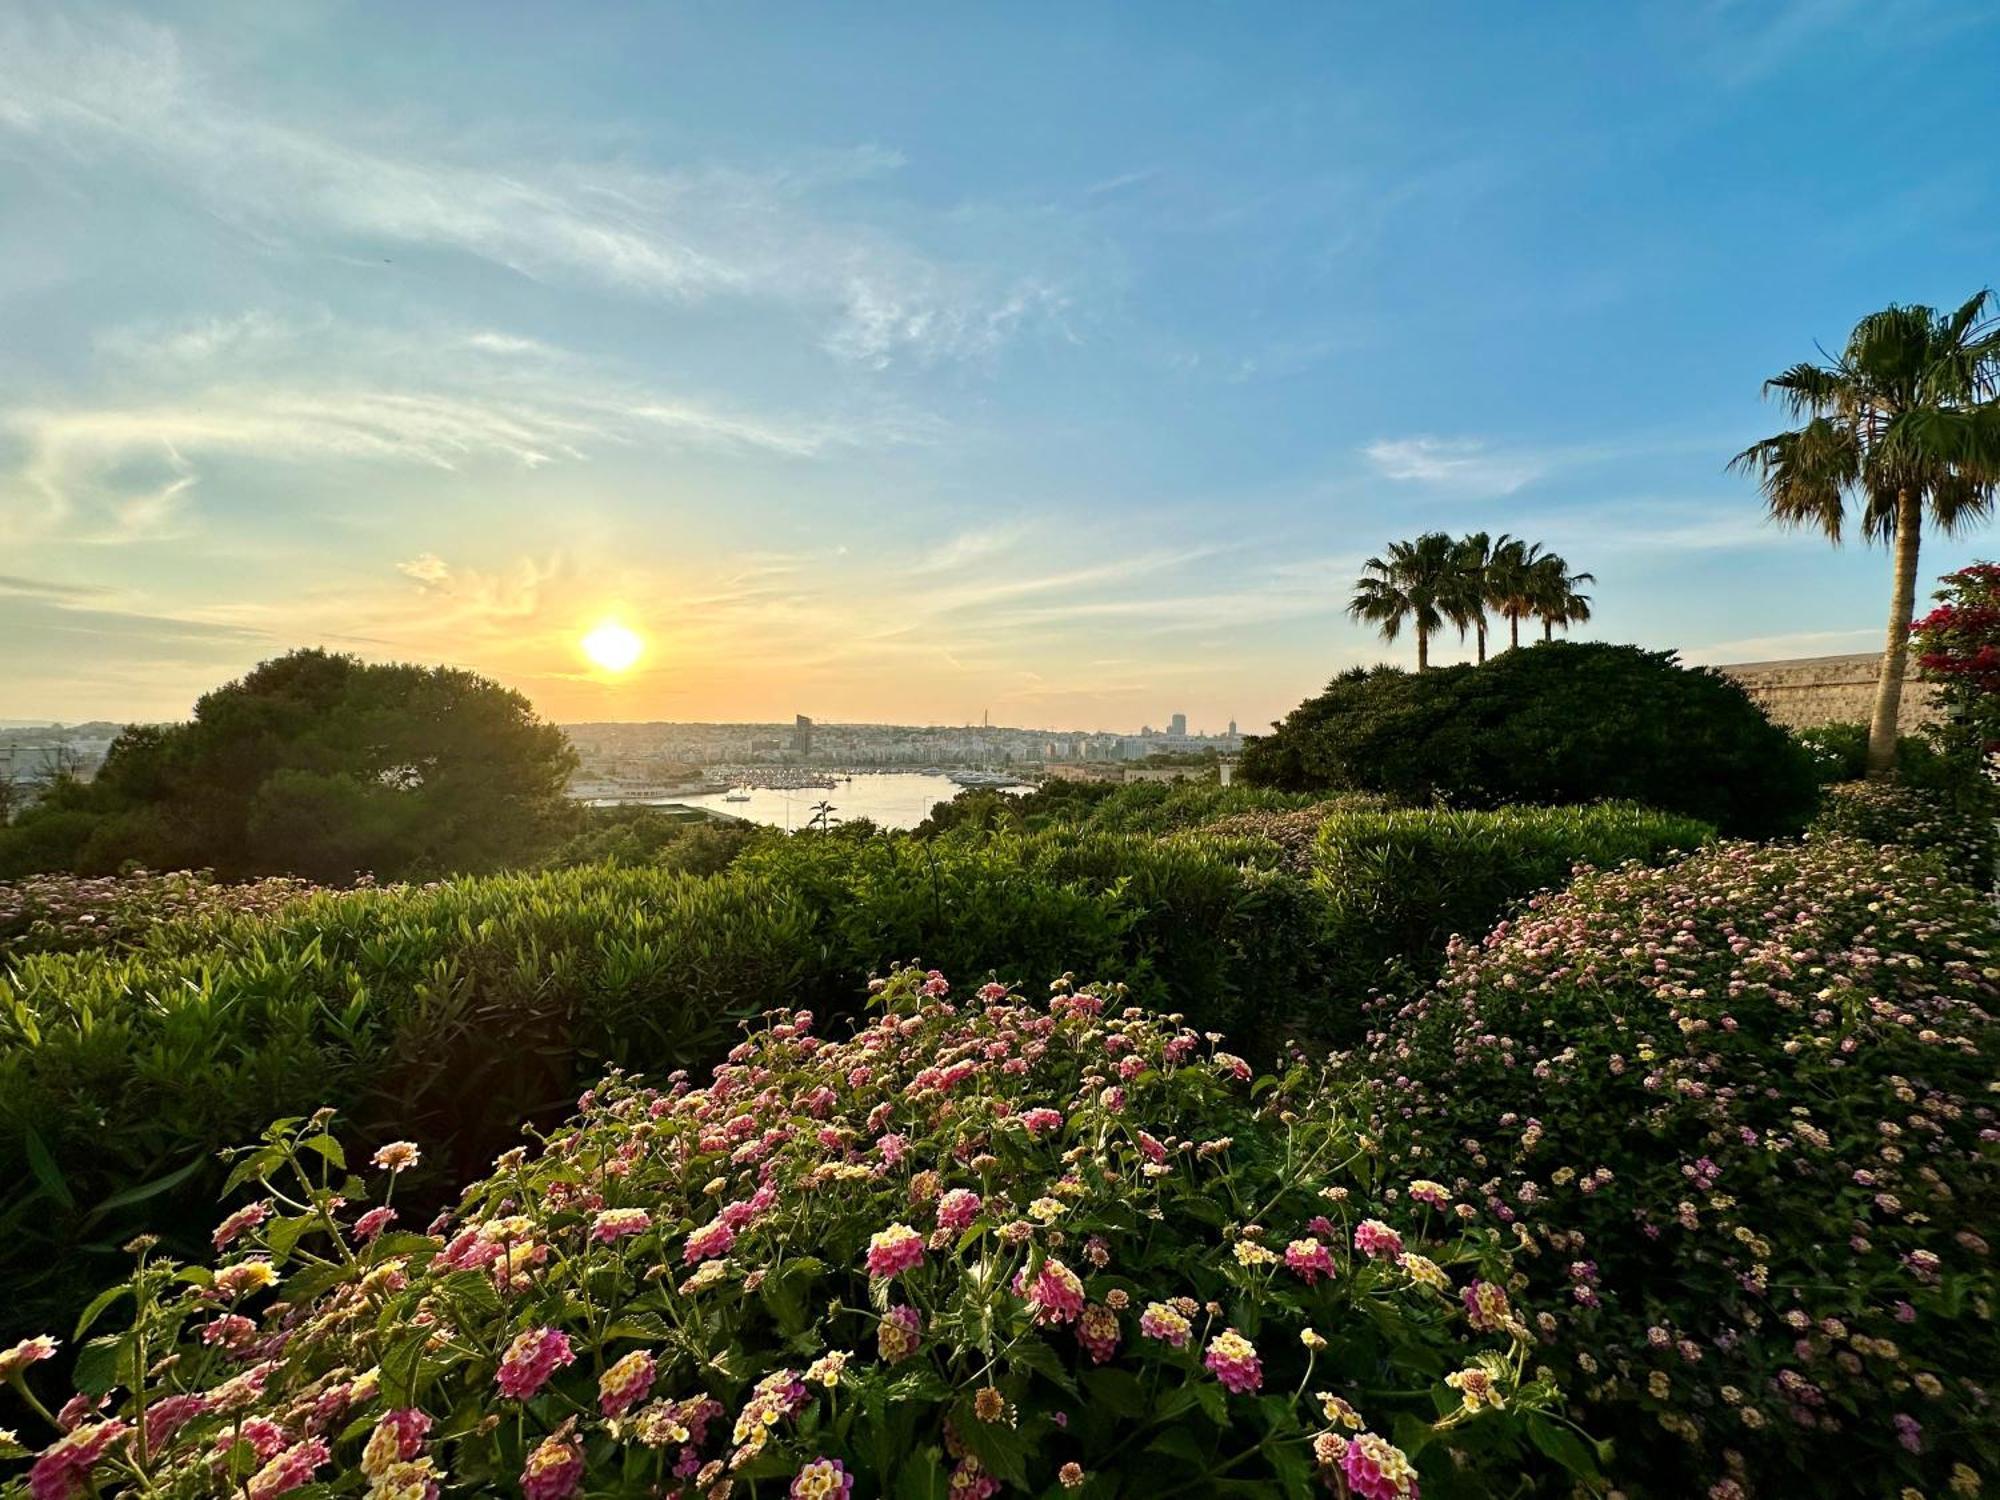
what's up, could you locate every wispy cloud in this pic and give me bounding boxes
[1361,436,1547,495]
[0,6,1063,368]
[1,312,929,544]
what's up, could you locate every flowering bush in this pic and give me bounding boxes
[0,971,1581,1499]
[1810,780,1997,890]
[0,870,329,959]
[1347,838,2000,1497]
[1912,562,2000,753]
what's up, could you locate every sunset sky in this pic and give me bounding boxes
[4,1,1999,731]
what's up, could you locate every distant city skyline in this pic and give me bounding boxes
[4,2,1998,727]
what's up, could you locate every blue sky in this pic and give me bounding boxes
[2,0,1997,730]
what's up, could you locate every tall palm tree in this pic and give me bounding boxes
[1349,531,1463,671]
[1454,531,1503,663]
[1529,553,1594,641]
[1486,536,1547,650]
[1731,293,2000,775]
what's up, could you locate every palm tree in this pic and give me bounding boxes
[1349,531,1464,671]
[1486,536,1547,650]
[1731,293,2000,775]
[1529,552,1594,641]
[1453,531,1504,663]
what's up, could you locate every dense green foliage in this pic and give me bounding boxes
[1241,642,1819,837]
[0,798,1699,1343]
[0,650,577,883]
[539,804,770,874]
[1345,838,2000,1498]
[1305,803,1710,998]
[0,971,1576,1500]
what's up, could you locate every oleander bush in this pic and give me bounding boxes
[1810,779,1998,889]
[1241,643,1819,837]
[1343,838,2000,1498]
[0,969,1583,1500]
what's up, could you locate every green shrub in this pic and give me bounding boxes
[1344,838,2000,1497]
[0,865,816,1341]
[0,970,1579,1500]
[733,827,1321,1043]
[540,807,770,874]
[1304,802,1712,1008]
[1241,642,1819,837]
[1792,720,1984,789]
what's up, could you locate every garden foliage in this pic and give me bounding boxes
[1303,803,1710,999]
[1239,642,1820,837]
[0,800,1702,1346]
[0,971,1574,1500]
[1344,838,2000,1498]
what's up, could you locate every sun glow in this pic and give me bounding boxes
[581,620,644,674]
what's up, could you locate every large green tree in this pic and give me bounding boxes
[1732,292,2000,775]
[0,649,578,880]
[1348,531,1467,671]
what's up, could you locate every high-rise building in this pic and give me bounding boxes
[1168,712,1187,737]
[1227,719,1237,738]
[792,714,814,755]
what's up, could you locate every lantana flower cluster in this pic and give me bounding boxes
[1349,837,2000,1499]
[0,969,1564,1499]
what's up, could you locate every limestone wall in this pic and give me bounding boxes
[1716,652,1937,732]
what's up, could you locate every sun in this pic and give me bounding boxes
[581,621,644,673]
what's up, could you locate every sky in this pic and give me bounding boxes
[3,0,1998,733]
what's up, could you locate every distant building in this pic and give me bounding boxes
[791,714,814,755]
[1226,719,1237,738]
[1168,713,1187,737]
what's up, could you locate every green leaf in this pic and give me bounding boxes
[89,1154,208,1216]
[1146,1427,1209,1466]
[892,1446,947,1500]
[950,1407,1029,1486]
[1083,1367,1147,1420]
[72,1284,132,1341]
[220,1146,286,1198]
[1526,1414,1602,1480]
[265,1215,315,1261]
[1193,1378,1228,1425]
[23,1126,74,1212]
[299,1134,347,1170]
[71,1334,126,1396]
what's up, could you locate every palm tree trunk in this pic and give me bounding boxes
[1543,617,1553,643]
[1866,489,1922,777]
[1476,620,1487,664]
[1416,625,1429,672]
[1508,613,1519,651]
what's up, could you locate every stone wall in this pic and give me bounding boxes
[1716,652,1938,732]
